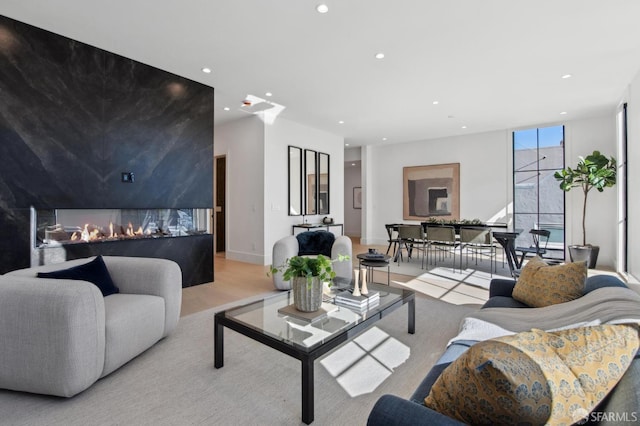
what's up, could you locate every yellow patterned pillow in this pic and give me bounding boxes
[512,256,587,307]
[425,324,639,425]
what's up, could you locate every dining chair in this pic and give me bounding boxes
[515,228,551,268]
[384,224,401,257]
[459,227,496,274]
[425,225,458,271]
[395,225,427,268]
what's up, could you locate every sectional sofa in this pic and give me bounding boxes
[368,260,640,425]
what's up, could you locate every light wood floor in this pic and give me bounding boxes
[180,237,411,316]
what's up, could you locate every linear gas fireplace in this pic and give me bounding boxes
[31,208,213,287]
[34,208,210,246]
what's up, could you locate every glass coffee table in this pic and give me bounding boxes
[214,281,415,424]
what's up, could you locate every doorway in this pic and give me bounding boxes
[344,160,362,237]
[215,156,226,253]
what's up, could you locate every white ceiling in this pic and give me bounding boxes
[3,0,640,146]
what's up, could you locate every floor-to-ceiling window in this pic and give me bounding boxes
[513,125,565,260]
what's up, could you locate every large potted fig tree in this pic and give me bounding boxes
[553,150,616,268]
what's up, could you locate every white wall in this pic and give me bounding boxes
[216,111,623,270]
[361,116,619,269]
[214,116,265,263]
[216,115,344,266]
[263,117,344,265]
[562,115,617,268]
[362,129,511,244]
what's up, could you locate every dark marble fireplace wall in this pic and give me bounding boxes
[0,15,214,275]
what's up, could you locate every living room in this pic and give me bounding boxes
[2,1,640,425]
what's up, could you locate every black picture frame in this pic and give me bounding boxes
[353,187,362,209]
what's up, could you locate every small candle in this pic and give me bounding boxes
[352,269,361,296]
[360,268,369,295]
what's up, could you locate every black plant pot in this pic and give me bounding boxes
[568,245,599,269]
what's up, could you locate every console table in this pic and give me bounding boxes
[292,223,344,236]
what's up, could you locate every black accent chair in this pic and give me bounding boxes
[385,224,401,257]
[515,228,550,268]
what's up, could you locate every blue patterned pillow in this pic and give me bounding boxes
[425,324,639,425]
[512,256,586,307]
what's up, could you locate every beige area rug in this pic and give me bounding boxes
[0,297,476,426]
[376,250,512,305]
[384,248,512,279]
[396,267,511,306]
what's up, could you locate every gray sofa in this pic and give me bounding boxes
[272,230,352,290]
[367,275,640,425]
[0,256,182,397]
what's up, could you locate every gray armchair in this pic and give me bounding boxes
[0,256,182,397]
[272,231,352,290]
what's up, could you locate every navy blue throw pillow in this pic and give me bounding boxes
[37,255,120,297]
[296,230,335,257]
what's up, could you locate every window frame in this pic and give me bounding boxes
[512,125,566,260]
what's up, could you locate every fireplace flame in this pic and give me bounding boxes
[42,216,176,246]
[81,224,90,242]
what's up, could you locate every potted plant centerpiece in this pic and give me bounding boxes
[270,254,350,312]
[554,150,616,268]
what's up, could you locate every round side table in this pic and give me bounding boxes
[356,253,391,286]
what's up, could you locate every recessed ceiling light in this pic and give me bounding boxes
[338,120,344,124]
[201,67,212,74]
[316,4,329,13]
[461,125,467,129]
[265,92,272,97]
[223,107,230,111]
[345,143,350,147]
[382,137,387,141]
[561,74,572,79]
[351,163,356,166]
[560,111,567,115]
[432,101,439,105]
[375,53,385,59]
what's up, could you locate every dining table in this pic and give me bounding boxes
[389,222,510,263]
[418,222,508,233]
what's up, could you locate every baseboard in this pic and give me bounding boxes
[225,250,265,265]
[360,238,388,246]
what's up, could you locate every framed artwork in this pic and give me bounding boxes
[353,186,362,209]
[403,163,460,221]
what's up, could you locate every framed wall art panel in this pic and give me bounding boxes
[403,163,460,221]
[353,187,362,209]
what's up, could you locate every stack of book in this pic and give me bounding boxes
[334,290,380,312]
[365,253,386,259]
